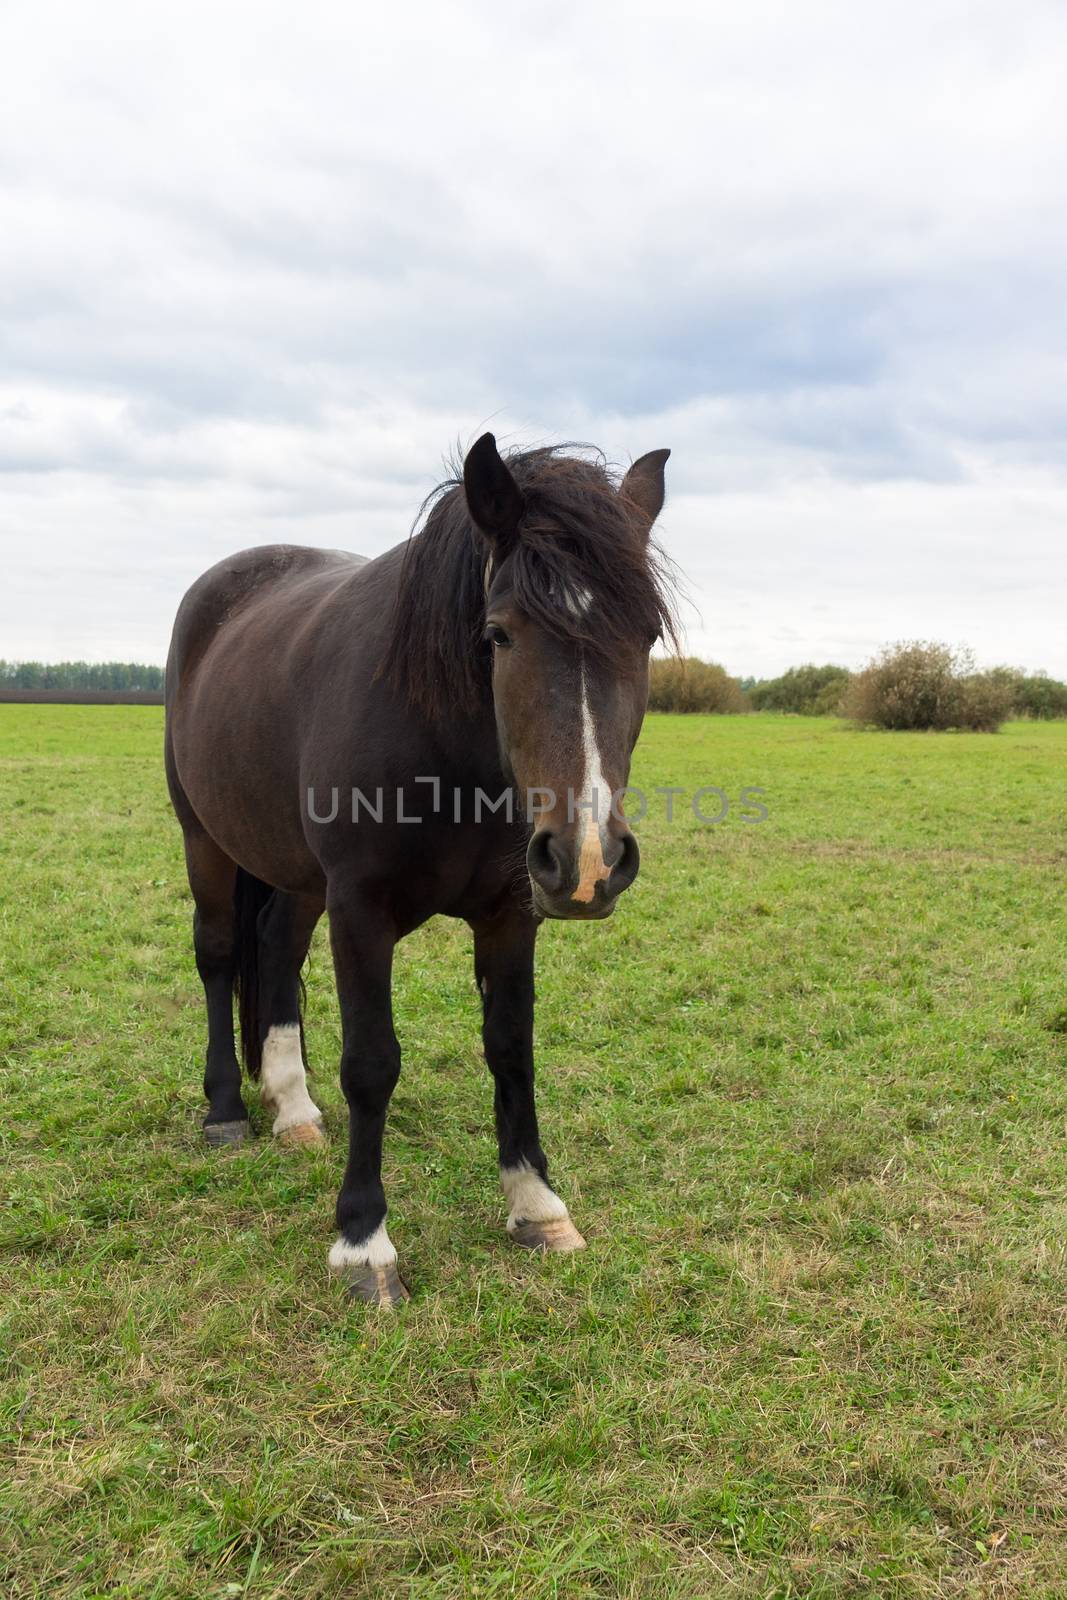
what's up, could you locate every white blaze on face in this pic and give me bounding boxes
[572,666,613,904]
[500,1159,570,1232]
[260,1023,322,1135]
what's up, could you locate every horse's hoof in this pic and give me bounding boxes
[277,1119,326,1147]
[203,1119,250,1148]
[339,1263,411,1307]
[509,1216,587,1253]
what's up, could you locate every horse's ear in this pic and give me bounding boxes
[463,433,524,552]
[619,449,670,540]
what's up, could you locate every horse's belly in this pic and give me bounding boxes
[171,675,323,894]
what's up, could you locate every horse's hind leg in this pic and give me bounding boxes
[183,831,249,1145]
[255,890,326,1146]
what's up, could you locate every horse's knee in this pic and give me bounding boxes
[340,1044,400,1111]
[482,1012,532,1080]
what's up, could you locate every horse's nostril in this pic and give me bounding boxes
[527,828,567,894]
[601,832,625,872]
[608,831,640,895]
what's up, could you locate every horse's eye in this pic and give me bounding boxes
[485,623,512,648]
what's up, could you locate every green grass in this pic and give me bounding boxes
[1,706,1065,1599]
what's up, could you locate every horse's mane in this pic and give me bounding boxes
[382,445,679,719]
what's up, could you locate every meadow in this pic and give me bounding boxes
[1,706,1065,1599]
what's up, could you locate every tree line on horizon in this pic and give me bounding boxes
[0,660,164,692]
[3,651,1066,730]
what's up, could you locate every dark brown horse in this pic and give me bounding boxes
[165,434,674,1305]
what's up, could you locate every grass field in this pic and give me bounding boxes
[1,706,1065,1599]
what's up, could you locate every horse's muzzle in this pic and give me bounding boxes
[526,827,640,920]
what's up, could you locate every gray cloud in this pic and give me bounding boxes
[1,0,1065,674]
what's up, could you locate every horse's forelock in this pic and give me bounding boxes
[382,446,679,719]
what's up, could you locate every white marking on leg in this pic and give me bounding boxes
[573,667,612,904]
[329,1223,397,1270]
[260,1023,322,1135]
[500,1159,569,1233]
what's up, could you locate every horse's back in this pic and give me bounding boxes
[167,544,369,693]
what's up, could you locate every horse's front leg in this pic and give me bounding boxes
[326,893,409,1307]
[472,910,586,1254]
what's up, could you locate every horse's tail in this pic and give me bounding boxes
[233,867,273,1079]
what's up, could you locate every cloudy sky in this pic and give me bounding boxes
[2,0,1065,676]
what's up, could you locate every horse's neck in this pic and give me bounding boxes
[430,699,508,792]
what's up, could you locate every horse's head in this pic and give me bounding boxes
[464,434,672,921]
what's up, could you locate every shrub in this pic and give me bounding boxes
[1016,673,1067,719]
[812,675,851,716]
[648,657,749,713]
[844,642,1012,732]
[750,663,851,715]
[986,666,1067,720]
[956,672,1016,732]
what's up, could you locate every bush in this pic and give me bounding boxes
[986,666,1067,720]
[648,657,749,713]
[844,642,1013,732]
[812,675,851,716]
[956,671,1016,732]
[1015,673,1067,719]
[749,663,851,715]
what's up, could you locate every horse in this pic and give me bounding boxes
[164,433,675,1305]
